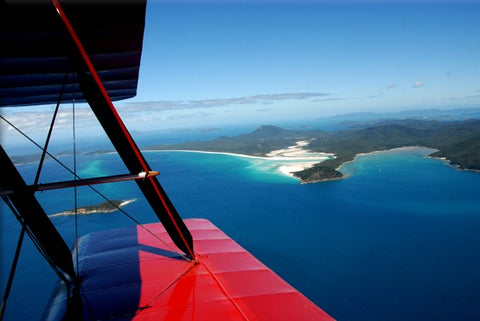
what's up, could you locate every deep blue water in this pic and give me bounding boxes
[1,148,480,320]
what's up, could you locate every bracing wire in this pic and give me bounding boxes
[71,77,80,277]
[0,72,73,319]
[1,109,194,319]
[1,196,70,286]
[33,71,69,188]
[0,213,25,321]
[0,115,192,262]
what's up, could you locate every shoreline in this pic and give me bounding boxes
[426,155,480,174]
[145,148,268,160]
[298,146,446,184]
[336,146,438,171]
[145,141,334,180]
[147,145,476,183]
[49,199,135,218]
[144,145,333,162]
[299,174,348,185]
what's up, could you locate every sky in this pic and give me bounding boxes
[1,0,480,147]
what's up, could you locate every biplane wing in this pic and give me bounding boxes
[1,0,145,107]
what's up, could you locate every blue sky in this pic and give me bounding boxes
[2,0,480,146]
[138,1,479,101]
[127,0,480,129]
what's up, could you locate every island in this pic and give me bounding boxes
[147,119,480,183]
[50,199,134,217]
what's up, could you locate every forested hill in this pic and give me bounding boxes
[294,119,479,182]
[148,125,329,156]
[148,119,480,183]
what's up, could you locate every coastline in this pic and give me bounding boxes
[145,143,333,161]
[336,146,439,171]
[426,154,480,173]
[145,148,267,160]
[145,140,334,181]
[146,145,476,183]
[49,199,135,217]
[299,174,347,185]
[296,146,443,184]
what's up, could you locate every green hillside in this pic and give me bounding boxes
[148,119,480,183]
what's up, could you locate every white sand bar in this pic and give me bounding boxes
[258,140,334,177]
[148,140,334,180]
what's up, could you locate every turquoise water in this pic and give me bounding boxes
[1,148,480,320]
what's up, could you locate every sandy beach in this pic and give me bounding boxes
[146,145,452,182]
[147,140,334,179]
[264,140,334,177]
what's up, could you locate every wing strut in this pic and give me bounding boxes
[0,146,76,281]
[52,0,195,259]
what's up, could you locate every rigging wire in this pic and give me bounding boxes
[1,111,194,318]
[139,260,197,311]
[33,71,69,187]
[53,0,195,260]
[1,72,72,320]
[0,196,70,286]
[0,213,25,321]
[0,115,192,262]
[71,77,80,278]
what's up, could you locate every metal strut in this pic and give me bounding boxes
[0,171,160,196]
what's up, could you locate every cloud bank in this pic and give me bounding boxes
[120,92,329,114]
[0,92,330,140]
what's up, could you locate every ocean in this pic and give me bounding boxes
[1,146,480,320]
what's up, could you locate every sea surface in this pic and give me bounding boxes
[1,147,480,320]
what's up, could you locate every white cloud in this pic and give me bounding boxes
[413,81,424,88]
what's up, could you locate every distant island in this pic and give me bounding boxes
[146,119,480,183]
[49,199,134,217]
